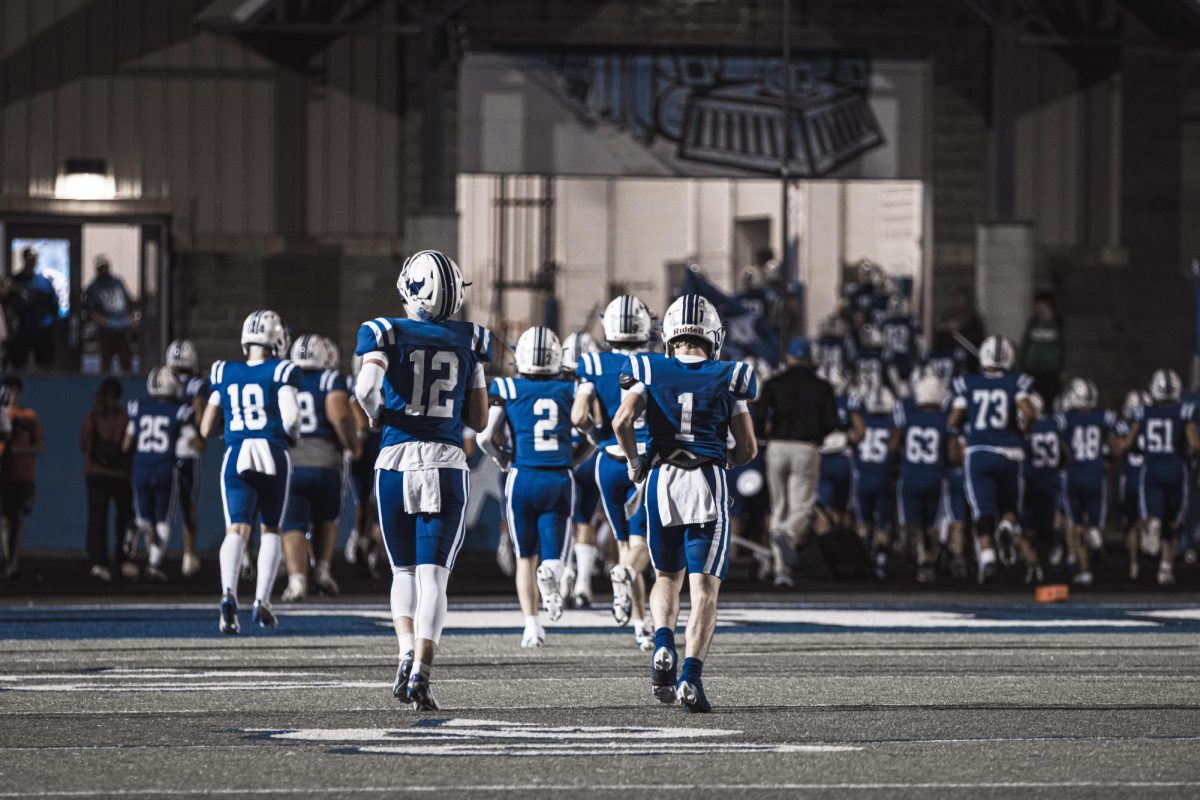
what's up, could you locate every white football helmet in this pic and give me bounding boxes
[322,337,340,371]
[164,339,198,373]
[979,335,1015,371]
[914,374,946,408]
[662,294,724,357]
[1123,389,1150,420]
[601,295,654,345]
[514,326,563,375]
[561,331,597,372]
[241,310,287,356]
[146,366,179,399]
[862,384,896,415]
[1064,377,1098,410]
[290,334,330,371]
[859,323,885,349]
[397,249,466,323]
[1150,368,1182,402]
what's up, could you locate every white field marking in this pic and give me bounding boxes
[1,681,390,692]
[0,782,1198,797]
[0,669,339,681]
[1142,609,1200,621]
[352,743,856,756]
[249,720,741,741]
[715,608,1158,629]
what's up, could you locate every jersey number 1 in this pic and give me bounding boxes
[408,350,457,418]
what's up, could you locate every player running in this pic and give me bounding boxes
[848,383,897,579]
[561,331,601,608]
[200,310,302,633]
[571,294,657,650]
[948,335,1037,583]
[479,326,577,647]
[1119,390,1150,580]
[124,367,199,581]
[612,294,757,712]
[1120,369,1198,585]
[1023,392,1060,584]
[279,335,361,602]
[1056,378,1122,586]
[165,339,207,577]
[353,249,491,711]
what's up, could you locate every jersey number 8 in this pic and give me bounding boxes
[228,384,268,432]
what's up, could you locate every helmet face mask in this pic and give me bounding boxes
[515,326,563,375]
[290,334,330,370]
[396,250,466,323]
[241,310,286,357]
[661,294,724,358]
[601,295,654,346]
[165,339,198,373]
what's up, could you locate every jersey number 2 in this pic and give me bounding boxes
[533,398,559,451]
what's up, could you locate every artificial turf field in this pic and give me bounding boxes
[3,595,1200,798]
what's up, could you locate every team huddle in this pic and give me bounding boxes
[122,250,753,713]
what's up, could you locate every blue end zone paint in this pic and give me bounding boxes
[1,602,1200,640]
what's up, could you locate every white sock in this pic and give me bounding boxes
[219,534,246,597]
[632,617,644,633]
[255,533,282,605]
[414,563,450,644]
[287,573,307,595]
[524,614,540,632]
[391,566,416,619]
[979,548,996,568]
[398,631,414,657]
[574,544,597,592]
[411,660,430,679]
[149,523,170,568]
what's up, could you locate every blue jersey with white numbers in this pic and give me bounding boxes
[1025,416,1062,487]
[296,368,346,444]
[847,394,894,478]
[127,397,194,468]
[490,376,576,469]
[355,316,493,449]
[854,347,885,388]
[1056,408,1121,480]
[209,359,303,447]
[620,355,757,463]
[951,371,1033,451]
[577,350,649,449]
[816,335,849,375]
[1133,401,1194,467]
[181,374,209,405]
[893,400,948,482]
[882,316,917,375]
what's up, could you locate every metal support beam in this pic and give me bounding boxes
[991,13,1018,220]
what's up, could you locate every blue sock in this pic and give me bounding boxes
[681,657,703,682]
[654,627,675,653]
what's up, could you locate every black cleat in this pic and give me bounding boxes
[392,651,414,701]
[651,647,677,704]
[252,601,277,629]
[406,673,440,712]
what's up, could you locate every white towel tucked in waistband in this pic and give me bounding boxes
[403,468,442,514]
[655,464,716,527]
[236,439,277,476]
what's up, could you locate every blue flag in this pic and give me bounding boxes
[679,267,782,365]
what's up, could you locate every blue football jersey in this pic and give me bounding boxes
[355,316,492,449]
[577,350,650,449]
[620,355,757,462]
[1025,416,1062,485]
[127,397,194,467]
[1056,408,1120,479]
[490,376,576,468]
[854,346,885,387]
[1133,401,1194,466]
[951,371,1033,451]
[893,400,948,481]
[816,334,849,374]
[182,374,209,404]
[847,394,894,477]
[296,368,346,443]
[209,359,303,447]
[882,316,917,373]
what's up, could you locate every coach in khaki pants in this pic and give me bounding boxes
[753,338,838,587]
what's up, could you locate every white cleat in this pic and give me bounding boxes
[280,579,307,603]
[635,621,654,652]
[181,552,201,577]
[1158,566,1176,586]
[521,628,545,648]
[536,564,564,622]
[1071,570,1093,586]
[343,530,360,565]
[609,566,633,626]
[1086,528,1103,551]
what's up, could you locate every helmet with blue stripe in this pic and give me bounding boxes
[397,249,466,323]
[290,334,330,370]
[240,309,287,356]
[601,295,653,345]
[561,331,597,372]
[662,293,724,358]
[515,326,562,375]
[146,366,179,399]
[165,339,198,372]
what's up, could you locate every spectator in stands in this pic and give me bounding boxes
[753,337,839,586]
[1020,290,1065,406]
[81,378,134,581]
[2,248,59,370]
[84,256,134,374]
[0,377,35,579]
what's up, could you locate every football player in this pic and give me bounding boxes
[479,327,577,647]
[354,250,491,711]
[1023,392,1060,585]
[851,323,886,390]
[891,374,955,583]
[123,367,200,581]
[1120,369,1199,585]
[882,295,919,398]
[612,294,757,712]
[948,336,1037,583]
[848,383,897,579]
[571,294,657,650]
[165,339,207,577]
[815,314,850,376]
[1119,390,1150,580]
[814,365,854,538]
[279,335,361,602]
[345,355,385,577]
[561,331,602,608]
[200,310,301,633]
[1056,378,1123,586]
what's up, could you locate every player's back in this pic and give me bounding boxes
[493,376,575,468]
[853,411,893,475]
[296,368,343,442]
[210,358,298,447]
[952,371,1031,452]
[627,354,756,463]
[357,316,491,449]
[1059,408,1117,477]
[895,400,946,480]
[1138,401,1192,466]
[577,350,647,448]
[128,397,191,466]
[1025,415,1061,485]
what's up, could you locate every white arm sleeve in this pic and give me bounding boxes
[477,405,510,467]
[470,363,486,390]
[355,356,388,420]
[278,386,300,439]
